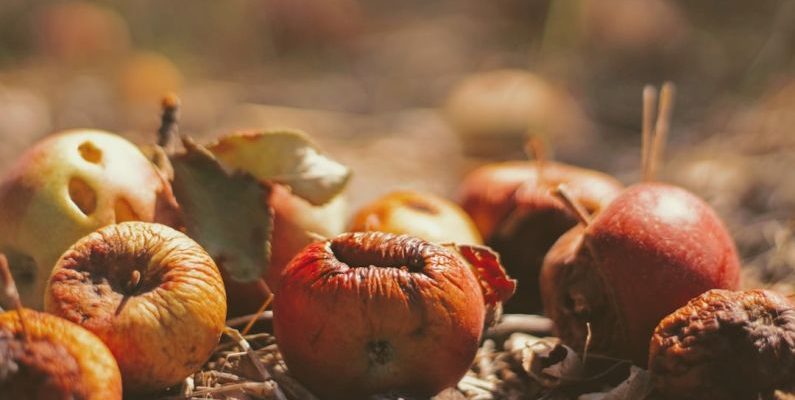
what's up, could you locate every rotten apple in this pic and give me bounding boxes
[540,182,741,366]
[0,129,179,309]
[458,160,623,312]
[0,308,123,399]
[273,231,486,398]
[44,222,226,394]
[349,190,482,245]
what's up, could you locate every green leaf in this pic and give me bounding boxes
[170,137,273,282]
[207,130,351,206]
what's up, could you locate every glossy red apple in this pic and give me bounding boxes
[458,160,623,312]
[273,232,486,398]
[540,182,741,365]
[349,190,482,245]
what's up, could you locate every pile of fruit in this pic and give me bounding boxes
[1,87,794,400]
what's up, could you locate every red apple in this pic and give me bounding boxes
[273,231,485,398]
[44,222,227,394]
[0,308,122,399]
[349,190,482,245]
[223,184,347,318]
[0,129,179,309]
[458,160,623,312]
[540,182,741,365]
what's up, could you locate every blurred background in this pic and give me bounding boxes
[1,0,794,287]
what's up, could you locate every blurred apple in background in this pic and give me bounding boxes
[444,69,593,160]
[350,190,482,245]
[0,130,179,309]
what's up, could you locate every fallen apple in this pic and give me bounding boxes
[44,222,226,394]
[349,190,482,245]
[273,231,486,398]
[458,160,623,312]
[540,182,741,365]
[0,129,179,309]
[0,308,123,399]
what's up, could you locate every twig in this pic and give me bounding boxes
[582,322,592,366]
[226,311,273,328]
[552,184,592,227]
[241,279,274,336]
[641,85,658,181]
[0,253,29,342]
[158,93,181,148]
[223,327,288,400]
[647,82,676,181]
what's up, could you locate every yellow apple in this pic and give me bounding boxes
[0,129,179,309]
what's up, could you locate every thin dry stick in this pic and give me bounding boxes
[223,327,289,400]
[226,311,273,328]
[641,85,658,181]
[648,82,676,181]
[0,253,29,341]
[158,92,181,147]
[582,322,593,366]
[552,184,592,227]
[525,136,548,185]
[241,279,274,336]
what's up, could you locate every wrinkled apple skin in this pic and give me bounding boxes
[350,190,482,245]
[0,308,122,400]
[44,222,226,394]
[458,160,622,312]
[224,184,347,317]
[541,183,741,365]
[274,232,485,399]
[0,129,179,309]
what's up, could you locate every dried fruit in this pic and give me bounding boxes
[44,222,226,394]
[650,289,795,400]
[273,232,486,398]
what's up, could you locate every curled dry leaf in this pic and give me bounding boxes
[170,137,274,282]
[506,333,584,389]
[446,244,517,306]
[207,130,351,206]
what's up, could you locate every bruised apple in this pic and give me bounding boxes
[274,232,486,398]
[44,222,226,394]
[0,129,179,309]
[224,184,347,317]
[458,160,622,312]
[349,190,482,245]
[0,309,122,399]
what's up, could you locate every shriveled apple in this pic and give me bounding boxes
[44,222,226,394]
[0,129,179,309]
[350,190,482,245]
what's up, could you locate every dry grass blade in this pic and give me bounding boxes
[648,82,677,181]
[223,327,288,400]
[0,253,29,341]
[642,85,658,181]
[226,310,273,328]
[551,184,592,227]
[241,278,273,336]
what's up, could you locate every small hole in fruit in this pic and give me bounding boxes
[78,141,103,164]
[114,198,140,223]
[68,177,98,215]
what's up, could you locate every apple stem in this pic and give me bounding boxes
[552,184,592,227]
[641,85,657,181]
[240,278,274,336]
[582,321,593,366]
[157,92,181,148]
[643,82,677,182]
[525,136,548,184]
[0,253,30,343]
[127,270,142,294]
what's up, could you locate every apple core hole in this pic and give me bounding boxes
[68,177,97,216]
[114,198,140,223]
[330,233,427,273]
[78,141,103,164]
